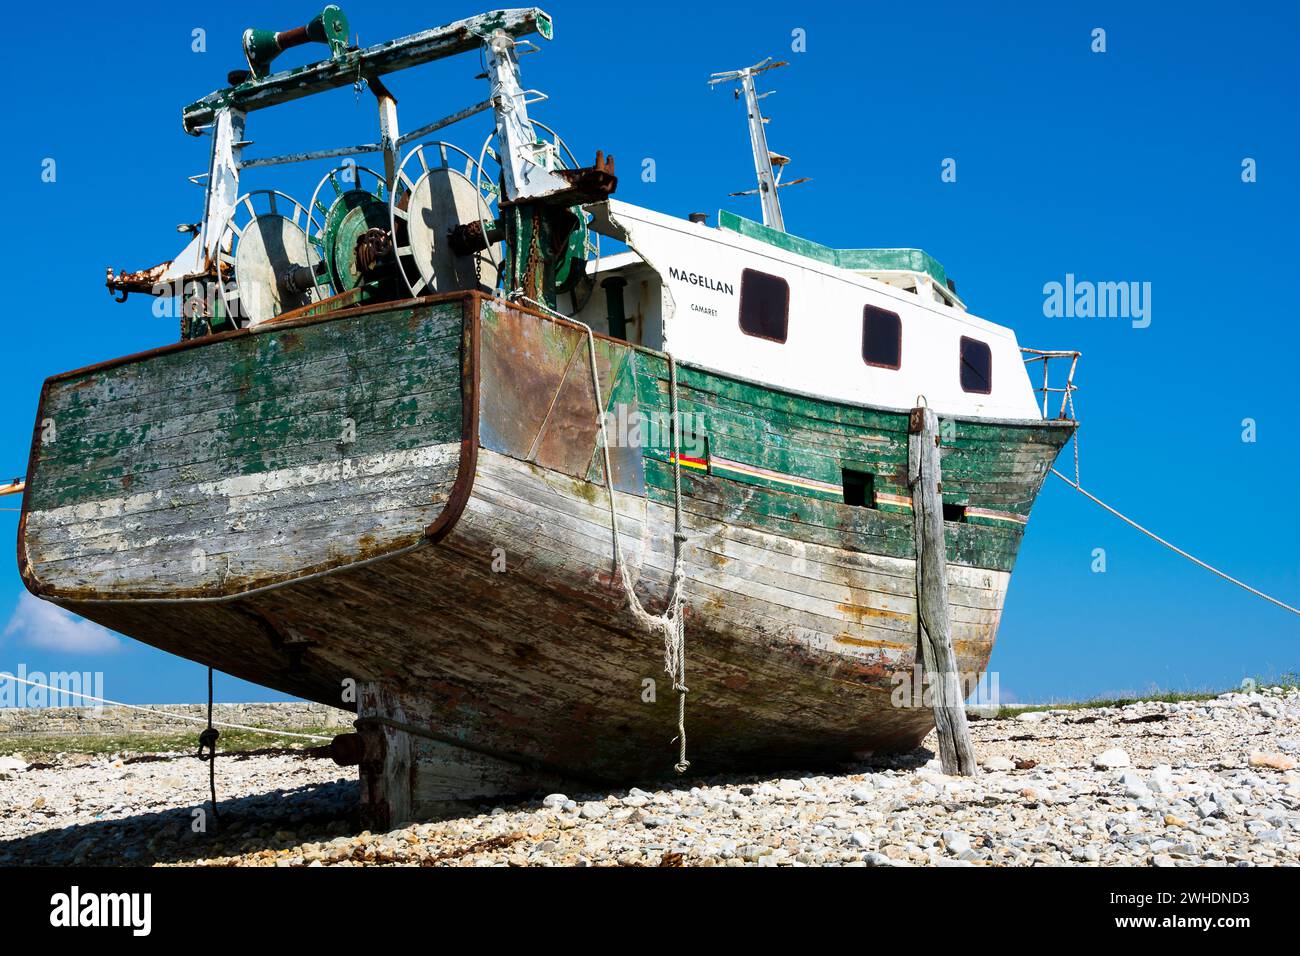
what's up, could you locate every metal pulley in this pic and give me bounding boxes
[304,164,394,295]
[389,141,501,297]
[216,190,324,327]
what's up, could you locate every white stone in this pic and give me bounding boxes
[1150,765,1177,794]
[1119,770,1149,797]
[983,756,1016,771]
[942,831,972,855]
[579,802,608,820]
[541,793,568,808]
[1092,748,1131,770]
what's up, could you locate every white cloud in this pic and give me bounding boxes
[3,592,121,654]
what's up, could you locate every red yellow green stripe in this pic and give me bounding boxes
[669,453,708,471]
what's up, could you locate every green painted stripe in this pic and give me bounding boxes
[717,210,950,288]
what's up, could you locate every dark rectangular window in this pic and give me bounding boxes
[862,305,902,369]
[842,469,876,508]
[959,336,992,394]
[739,268,789,343]
[943,503,967,523]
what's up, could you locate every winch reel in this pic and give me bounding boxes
[216,190,323,327]
[303,163,391,296]
[389,140,501,297]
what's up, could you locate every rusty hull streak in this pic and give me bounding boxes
[13,377,50,598]
[426,296,480,543]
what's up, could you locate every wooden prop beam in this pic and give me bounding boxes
[908,405,978,776]
[350,681,573,829]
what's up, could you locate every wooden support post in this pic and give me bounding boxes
[356,682,413,831]
[908,406,978,776]
[351,682,575,829]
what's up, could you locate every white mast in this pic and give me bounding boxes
[710,58,808,232]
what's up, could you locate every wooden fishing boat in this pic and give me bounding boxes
[16,6,1076,825]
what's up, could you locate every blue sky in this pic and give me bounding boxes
[0,0,1296,705]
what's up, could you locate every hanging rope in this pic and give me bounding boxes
[1051,469,1300,616]
[509,292,690,773]
[664,356,690,773]
[0,672,334,740]
[196,667,221,828]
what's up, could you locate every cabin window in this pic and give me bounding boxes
[738,268,789,343]
[943,503,967,523]
[862,305,902,369]
[842,469,876,508]
[959,336,992,394]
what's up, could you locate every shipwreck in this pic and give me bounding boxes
[16,6,1078,826]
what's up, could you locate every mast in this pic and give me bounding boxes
[710,58,807,233]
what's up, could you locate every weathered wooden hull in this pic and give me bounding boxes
[18,292,1073,808]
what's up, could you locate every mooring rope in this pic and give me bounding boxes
[1051,469,1300,616]
[509,292,690,773]
[1047,374,1295,615]
[0,672,334,741]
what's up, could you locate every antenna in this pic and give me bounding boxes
[709,58,810,232]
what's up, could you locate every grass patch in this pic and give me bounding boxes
[985,671,1300,721]
[0,726,338,759]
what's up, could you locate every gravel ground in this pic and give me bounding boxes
[2,688,1298,867]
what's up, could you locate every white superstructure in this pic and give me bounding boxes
[574,200,1043,422]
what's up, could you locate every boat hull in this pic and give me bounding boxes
[18,292,1073,800]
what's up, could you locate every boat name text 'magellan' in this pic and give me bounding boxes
[668,266,736,295]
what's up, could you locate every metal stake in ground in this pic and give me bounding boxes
[908,405,977,776]
[197,666,221,829]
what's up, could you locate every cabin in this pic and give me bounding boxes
[570,200,1043,422]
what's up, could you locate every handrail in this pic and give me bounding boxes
[1022,349,1080,421]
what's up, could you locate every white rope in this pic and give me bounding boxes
[508,292,691,772]
[0,672,335,741]
[1051,469,1300,616]
[1048,372,1295,615]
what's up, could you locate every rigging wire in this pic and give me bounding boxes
[0,672,334,741]
[1051,468,1300,617]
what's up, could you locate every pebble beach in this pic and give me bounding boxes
[1,688,1297,867]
